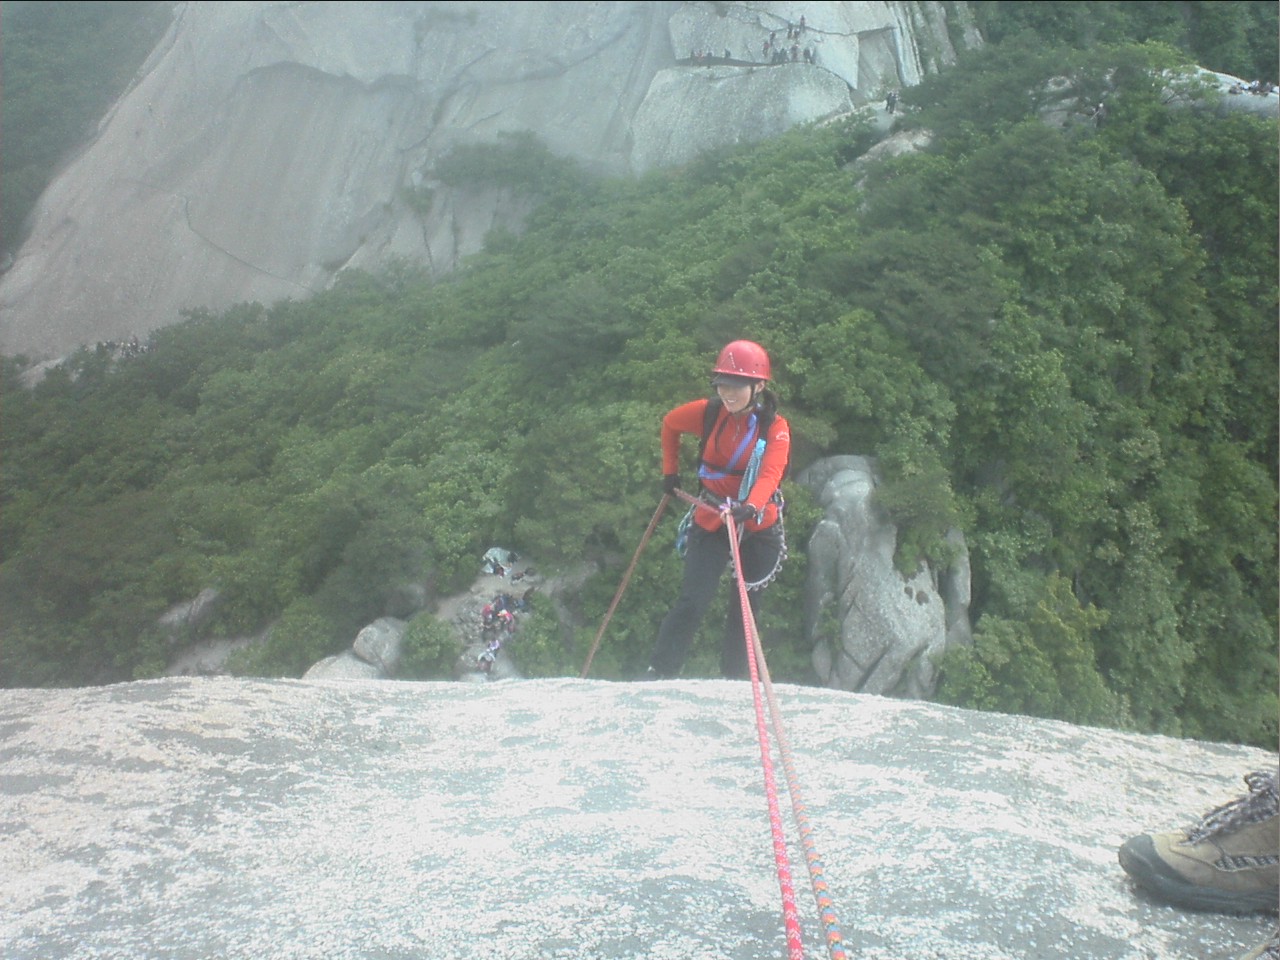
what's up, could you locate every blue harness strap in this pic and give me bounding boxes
[677,408,777,555]
[698,412,759,482]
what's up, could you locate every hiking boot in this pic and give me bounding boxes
[1238,925,1280,960]
[1119,770,1279,914]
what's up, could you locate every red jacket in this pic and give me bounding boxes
[662,398,790,532]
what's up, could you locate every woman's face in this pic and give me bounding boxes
[715,377,758,414]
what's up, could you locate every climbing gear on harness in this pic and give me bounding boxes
[674,503,696,558]
[713,339,771,381]
[676,400,778,557]
[675,442,761,557]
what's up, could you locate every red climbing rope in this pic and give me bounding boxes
[746,593,849,960]
[725,509,807,960]
[579,494,670,678]
[592,487,849,959]
[713,486,849,960]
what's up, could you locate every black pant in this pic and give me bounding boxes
[649,521,783,679]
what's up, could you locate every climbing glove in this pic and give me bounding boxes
[662,473,681,495]
[727,501,757,525]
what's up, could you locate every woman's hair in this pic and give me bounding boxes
[755,386,779,419]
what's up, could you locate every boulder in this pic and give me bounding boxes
[798,455,971,697]
[352,616,407,674]
[302,650,382,680]
[157,587,221,646]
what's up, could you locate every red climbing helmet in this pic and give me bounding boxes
[712,340,771,381]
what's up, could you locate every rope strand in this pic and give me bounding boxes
[749,609,849,959]
[592,487,848,958]
[726,510,806,960]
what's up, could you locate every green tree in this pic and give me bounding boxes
[398,614,462,680]
[936,573,1127,726]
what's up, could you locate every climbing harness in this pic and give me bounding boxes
[676,397,788,560]
[677,410,763,558]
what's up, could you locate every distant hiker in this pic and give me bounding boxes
[643,340,790,680]
[885,90,898,114]
[478,637,502,673]
[799,14,806,34]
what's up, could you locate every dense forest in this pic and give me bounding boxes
[1,2,1276,748]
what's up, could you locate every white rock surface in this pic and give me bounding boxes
[0,677,1274,959]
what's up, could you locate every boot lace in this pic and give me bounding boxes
[1184,770,1279,871]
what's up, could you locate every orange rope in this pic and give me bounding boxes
[726,511,806,960]
[748,603,849,959]
[595,489,848,959]
[724,494,849,960]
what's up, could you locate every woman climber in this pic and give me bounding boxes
[643,339,790,680]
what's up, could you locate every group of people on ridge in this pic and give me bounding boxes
[476,587,533,675]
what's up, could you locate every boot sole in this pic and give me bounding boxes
[1119,835,1280,914]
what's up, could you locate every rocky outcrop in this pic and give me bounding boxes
[157,587,222,645]
[0,1,979,360]
[304,616,407,680]
[799,455,970,697]
[0,677,1272,959]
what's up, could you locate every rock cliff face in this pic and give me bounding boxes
[0,1,979,360]
[0,677,1274,959]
